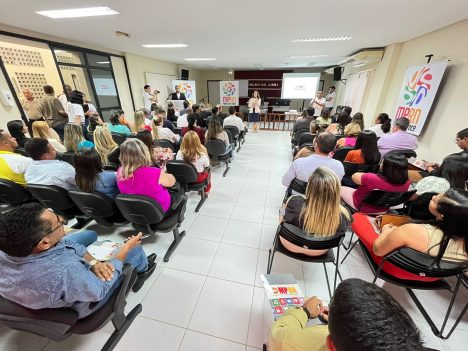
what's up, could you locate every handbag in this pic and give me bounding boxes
[374,214,411,232]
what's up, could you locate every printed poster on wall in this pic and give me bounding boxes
[172,80,196,105]
[219,81,239,106]
[393,61,447,135]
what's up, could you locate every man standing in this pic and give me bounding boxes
[325,86,336,114]
[24,138,76,190]
[310,91,326,117]
[0,129,32,186]
[168,85,186,100]
[143,85,159,111]
[38,85,68,140]
[377,117,418,157]
[20,89,43,133]
[58,84,73,111]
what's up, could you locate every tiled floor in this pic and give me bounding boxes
[1,131,467,351]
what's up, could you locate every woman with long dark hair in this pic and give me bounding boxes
[74,148,119,199]
[344,130,381,165]
[7,120,29,148]
[326,112,350,135]
[368,113,391,137]
[205,118,230,147]
[181,113,205,144]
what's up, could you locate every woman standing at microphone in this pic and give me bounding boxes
[248,90,261,133]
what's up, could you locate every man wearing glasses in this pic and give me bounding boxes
[0,203,156,318]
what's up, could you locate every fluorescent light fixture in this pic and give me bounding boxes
[36,7,119,19]
[288,54,328,59]
[291,36,352,43]
[96,61,111,64]
[352,63,366,68]
[184,58,216,61]
[54,50,66,53]
[142,44,188,48]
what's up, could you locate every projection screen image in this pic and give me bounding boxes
[281,73,321,99]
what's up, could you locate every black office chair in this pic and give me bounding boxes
[68,190,127,227]
[14,147,29,157]
[27,184,90,228]
[115,194,188,262]
[341,162,380,188]
[224,125,241,152]
[291,128,309,146]
[61,152,75,166]
[0,265,141,351]
[387,149,417,159]
[172,127,182,135]
[166,160,210,212]
[111,133,126,146]
[404,192,438,220]
[205,139,232,177]
[153,139,176,153]
[103,163,119,172]
[267,223,346,298]
[223,129,237,152]
[283,177,307,203]
[359,243,468,339]
[332,146,354,162]
[341,189,417,255]
[297,133,315,149]
[0,178,33,208]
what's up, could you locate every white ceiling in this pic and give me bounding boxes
[0,0,468,70]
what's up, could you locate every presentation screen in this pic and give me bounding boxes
[281,73,321,99]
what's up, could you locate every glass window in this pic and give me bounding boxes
[86,53,111,68]
[89,69,120,109]
[58,65,96,105]
[54,49,85,65]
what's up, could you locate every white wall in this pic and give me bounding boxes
[0,69,21,130]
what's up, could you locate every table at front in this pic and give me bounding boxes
[259,113,301,131]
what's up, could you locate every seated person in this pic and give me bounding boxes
[132,110,152,133]
[64,123,87,152]
[7,120,29,148]
[344,130,381,165]
[94,126,120,166]
[158,108,175,130]
[223,106,246,136]
[0,129,33,186]
[353,188,468,282]
[377,117,417,157]
[24,138,76,190]
[136,130,173,168]
[116,109,133,130]
[283,132,345,186]
[315,108,332,125]
[325,112,349,135]
[177,107,192,128]
[205,106,222,126]
[205,118,231,148]
[340,153,411,213]
[106,111,132,136]
[217,104,228,120]
[32,121,66,153]
[180,100,190,116]
[351,112,364,131]
[269,278,424,351]
[152,116,180,143]
[74,148,119,199]
[294,123,323,160]
[117,138,180,212]
[282,167,350,256]
[335,122,361,148]
[0,203,156,318]
[366,112,391,137]
[292,107,315,144]
[176,131,211,193]
[167,107,178,123]
[182,114,206,144]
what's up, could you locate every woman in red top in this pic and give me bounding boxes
[340,153,411,213]
[344,130,381,165]
[181,114,205,144]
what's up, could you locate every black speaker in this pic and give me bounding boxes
[181,69,189,80]
[333,67,342,81]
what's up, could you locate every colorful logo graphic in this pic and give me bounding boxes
[222,81,237,96]
[403,67,432,107]
[177,82,193,100]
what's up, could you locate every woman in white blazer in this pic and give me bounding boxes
[248,90,261,133]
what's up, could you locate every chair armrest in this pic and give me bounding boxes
[113,265,138,315]
[168,182,181,193]
[171,194,188,211]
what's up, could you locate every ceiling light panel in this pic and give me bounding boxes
[288,55,328,59]
[142,44,188,48]
[291,36,352,43]
[184,58,216,61]
[37,7,119,19]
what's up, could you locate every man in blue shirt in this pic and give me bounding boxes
[0,203,156,318]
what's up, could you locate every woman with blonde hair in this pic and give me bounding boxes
[152,116,179,143]
[32,121,66,153]
[94,126,119,165]
[336,122,361,148]
[117,138,178,212]
[132,110,152,133]
[64,123,86,152]
[205,118,230,147]
[176,131,211,192]
[282,166,351,256]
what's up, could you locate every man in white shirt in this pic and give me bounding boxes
[24,138,76,190]
[143,85,159,111]
[310,91,326,117]
[223,107,245,135]
[325,86,336,113]
[177,108,192,128]
[58,85,72,111]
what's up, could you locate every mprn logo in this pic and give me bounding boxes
[403,67,432,107]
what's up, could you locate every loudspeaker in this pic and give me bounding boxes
[181,69,189,80]
[333,67,342,81]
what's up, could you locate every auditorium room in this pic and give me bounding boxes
[0,1,468,351]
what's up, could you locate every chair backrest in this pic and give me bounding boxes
[26,184,76,212]
[343,162,379,177]
[334,134,345,141]
[224,125,240,138]
[290,178,307,195]
[166,160,198,190]
[68,190,119,227]
[279,223,345,250]
[111,133,126,145]
[387,149,417,159]
[293,128,309,142]
[61,152,75,166]
[223,128,234,144]
[205,139,228,159]
[103,163,119,172]
[115,194,165,226]
[298,133,314,148]
[14,147,28,157]
[0,178,32,205]
[154,139,176,153]
[362,189,417,209]
[333,146,354,162]
[172,127,182,135]
[386,247,468,278]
